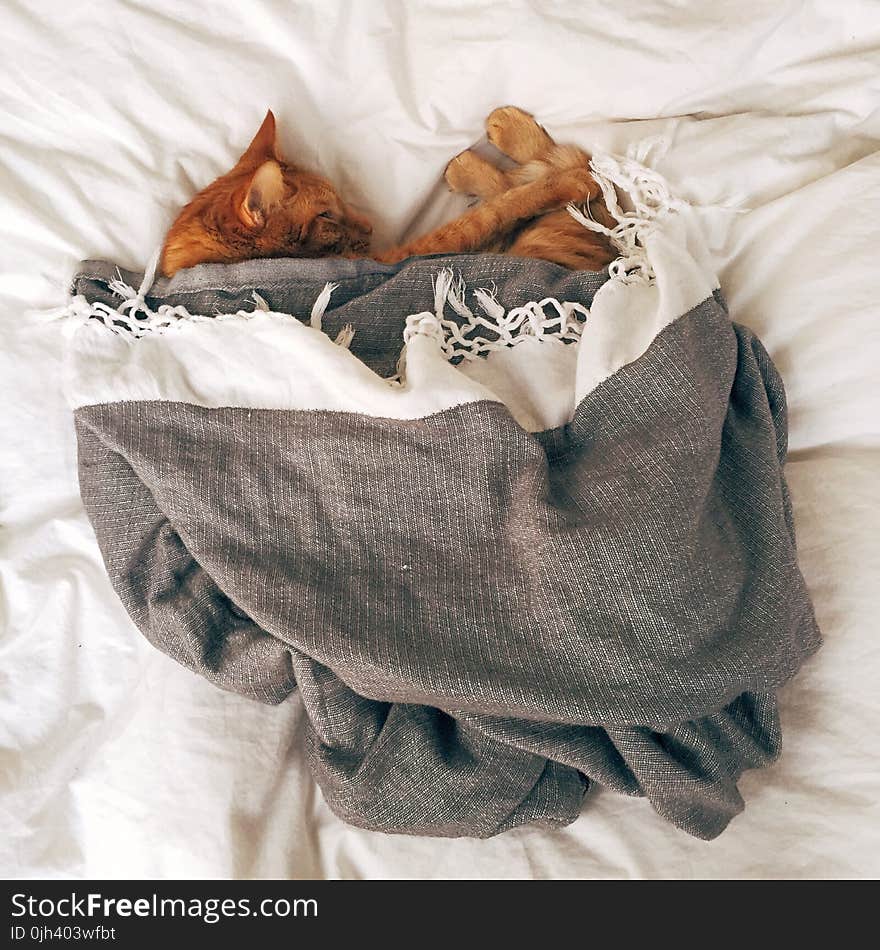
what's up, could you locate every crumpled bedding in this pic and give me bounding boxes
[65,196,820,840]
[2,0,879,878]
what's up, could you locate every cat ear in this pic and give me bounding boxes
[239,160,285,229]
[239,109,279,165]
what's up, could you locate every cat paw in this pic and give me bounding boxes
[552,167,602,204]
[444,149,510,199]
[486,106,555,163]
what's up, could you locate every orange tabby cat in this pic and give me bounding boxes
[160,108,615,278]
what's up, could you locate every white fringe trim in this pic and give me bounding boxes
[402,268,588,364]
[57,256,590,368]
[566,140,687,284]
[56,249,354,349]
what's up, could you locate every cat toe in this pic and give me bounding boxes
[444,150,479,193]
[486,106,555,164]
[444,149,509,198]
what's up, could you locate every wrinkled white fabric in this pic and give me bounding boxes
[1,0,879,879]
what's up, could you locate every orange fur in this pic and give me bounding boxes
[161,111,372,277]
[160,108,615,277]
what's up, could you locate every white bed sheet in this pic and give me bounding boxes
[2,0,879,879]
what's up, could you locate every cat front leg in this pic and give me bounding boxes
[375,167,599,263]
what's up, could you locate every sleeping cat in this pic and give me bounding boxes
[160,107,616,277]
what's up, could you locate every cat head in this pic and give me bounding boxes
[160,110,373,277]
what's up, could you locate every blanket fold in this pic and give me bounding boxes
[63,157,820,839]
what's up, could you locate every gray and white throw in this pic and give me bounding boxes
[61,154,821,839]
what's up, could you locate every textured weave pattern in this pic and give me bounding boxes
[72,257,820,839]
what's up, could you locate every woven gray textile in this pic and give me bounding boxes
[70,255,821,839]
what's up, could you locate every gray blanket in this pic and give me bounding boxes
[67,251,821,840]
